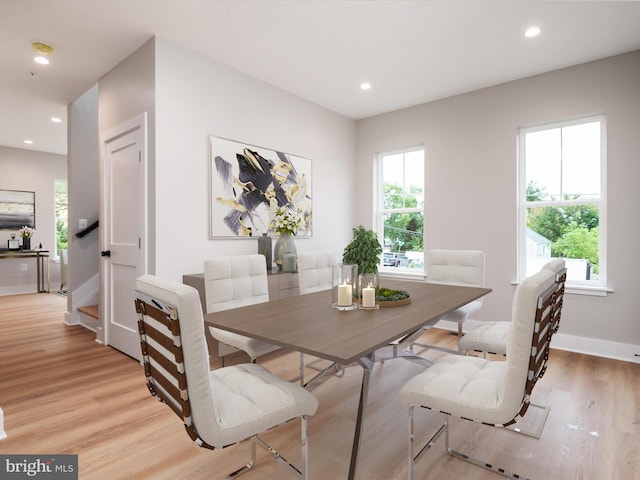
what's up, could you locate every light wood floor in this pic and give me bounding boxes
[1,293,638,479]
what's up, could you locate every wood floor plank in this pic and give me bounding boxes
[0,293,638,479]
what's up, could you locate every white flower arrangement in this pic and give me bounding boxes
[272,207,301,236]
[18,226,35,238]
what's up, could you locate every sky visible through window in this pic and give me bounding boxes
[382,149,424,206]
[526,121,601,200]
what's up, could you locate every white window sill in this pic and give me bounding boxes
[379,270,426,282]
[564,285,613,297]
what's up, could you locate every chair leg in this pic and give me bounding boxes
[505,402,550,439]
[408,406,447,480]
[302,354,344,385]
[409,409,530,480]
[303,360,343,389]
[301,415,309,480]
[300,352,305,386]
[247,415,310,479]
[222,437,257,479]
[409,323,464,356]
[446,445,529,480]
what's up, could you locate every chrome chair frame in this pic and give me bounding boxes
[134,287,312,479]
[404,271,557,480]
[296,251,344,388]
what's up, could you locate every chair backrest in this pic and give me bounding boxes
[426,249,485,288]
[134,274,219,449]
[204,254,269,313]
[542,258,567,334]
[297,251,334,295]
[501,269,556,425]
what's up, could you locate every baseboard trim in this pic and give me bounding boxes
[550,333,640,364]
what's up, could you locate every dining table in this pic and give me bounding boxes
[205,279,491,479]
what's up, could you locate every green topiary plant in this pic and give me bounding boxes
[342,225,383,274]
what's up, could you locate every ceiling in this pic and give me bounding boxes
[2,1,640,156]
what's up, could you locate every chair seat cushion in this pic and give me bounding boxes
[399,354,515,425]
[205,363,318,446]
[441,298,483,323]
[458,321,509,355]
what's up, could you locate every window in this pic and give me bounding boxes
[376,147,424,274]
[54,180,68,257]
[518,116,605,287]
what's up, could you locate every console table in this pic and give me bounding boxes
[0,249,50,293]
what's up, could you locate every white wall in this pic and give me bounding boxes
[0,146,66,294]
[99,38,157,275]
[356,50,640,359]
[68,85,100,290]
[154,37,356,281]
[67,84,100,324]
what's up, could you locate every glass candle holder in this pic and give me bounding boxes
[332,263,358,310]
[359,273,379,309]
[282,252,297,272]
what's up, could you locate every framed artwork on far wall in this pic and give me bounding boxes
[209,136,312,239]
[0,189,35,230]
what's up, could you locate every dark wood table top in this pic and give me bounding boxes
[205,279,491,365]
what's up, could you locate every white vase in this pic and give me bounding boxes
[274,233,296,270]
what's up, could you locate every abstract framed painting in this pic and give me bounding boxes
[0,189,35,230]
[209,136,312,238]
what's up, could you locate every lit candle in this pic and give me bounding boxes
[338,281,352,306]
[362,284,375,308]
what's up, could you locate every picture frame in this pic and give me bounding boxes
[7,239,20,250]
[0,189,35,230]
[209,136,312,238]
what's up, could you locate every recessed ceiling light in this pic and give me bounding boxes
[24,140,34,145]
[51,117,62,123]
[31,41,53,65]
[360,82,371,90]
[525,26,541,38]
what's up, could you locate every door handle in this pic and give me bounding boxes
[101,250,111,257]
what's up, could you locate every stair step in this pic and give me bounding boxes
[78,305,99,319]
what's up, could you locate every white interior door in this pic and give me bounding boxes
[101,113,147,361]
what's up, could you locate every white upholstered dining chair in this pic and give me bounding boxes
[296,251,342,386]
[458,258,566,357]
[297,251,333,294]
[134,274,318,479]
[410,249,485,353]
[399,268,557,480]
[204,255,280,364]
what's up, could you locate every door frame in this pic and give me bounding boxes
[99,112,148,351]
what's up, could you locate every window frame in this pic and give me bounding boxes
[374,145,425,276]
[517,115,607,291]
[54,178,68,260]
